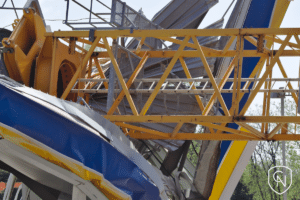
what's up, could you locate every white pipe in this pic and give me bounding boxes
[3,173,16,200]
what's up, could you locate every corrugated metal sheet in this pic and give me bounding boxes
[152,0,218,29]
[214,0,252,80]
[126,0,217,49]
[143,19,223,79]
[98,1,223,151]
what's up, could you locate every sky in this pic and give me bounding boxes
[0,0,237,30]
[0,0,299,111]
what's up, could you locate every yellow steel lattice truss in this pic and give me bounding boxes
[42,28,300,141]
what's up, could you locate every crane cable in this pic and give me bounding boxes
[10,0,18,19]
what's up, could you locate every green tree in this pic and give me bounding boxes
[231,176,253,200]
[233,99,300,199]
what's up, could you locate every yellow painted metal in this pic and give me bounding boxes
[61,36,101,100]
[245,36,270,53]
[222,36,235,54]
[232,36,241,115]
[128,132,254,140]
[77,38,107,49]
[239,35,292,115]
[107,52,149,115]
[268,0,291,31]
[85,57,93,103]
[170,122,183,138]
[104,115,300,124]
[156,37,196,50]
[45,28,300,38]
[1,2,298,199]
[126,131,300,141]
[210,2,292,199]
[2,14,300,141]
[236,36,244,114]
[127,131,298,142]
[179,57,205,111]
[232,56,267,117]
[61,38,87,53]
[265,72,272,133]
[192,36,230,116]
[236,123,265,139]
[277,59,299,106]
[0,125,131,200]
[265,35,300,49]
[135,37,145,54]
[115,122,170,138]
[12,19,20,30]
[3,9,46,85]
[93,57,109,89]
[199,122,258,139]
[281,123,289,135]
[267,123,285,139]
[202,57,236,116]
[103,37,139,116]
[94,49,298,58]
[294,35,300,47]
[140,36,190,115]
[261,74,268,133]
[261,56,271,133]
[209,140,248,199]
[179,56,216,134]
[35,37,84,100]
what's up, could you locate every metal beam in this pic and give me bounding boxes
[103,37,139,115]
[128,132,300,141]
[61,36,101,100]
[105,116,300,123]
[53,28,300,142]
[140,36,190,115]
[267,123,285,139]
[107,52,149,115]
[239,35,292,115]
[45,28,300,38]
[192,36,229,116]
[94,49,299,58]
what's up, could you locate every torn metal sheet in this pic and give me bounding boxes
[215,0,252,80]
[152,0,218,29]
[126,0,217,49]
[0,75,168,200]
[143,19,223,79]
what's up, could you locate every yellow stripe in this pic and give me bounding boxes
[0,126,131,200]
[209,1,290,199]
[269,0,290,29]
[209,138,248,199]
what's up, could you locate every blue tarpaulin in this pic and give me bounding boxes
[0,83,160,200]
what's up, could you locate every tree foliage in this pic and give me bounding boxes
[232,99,300,199]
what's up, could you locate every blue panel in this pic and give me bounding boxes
[0,85,160,200]
[219,0,276,166]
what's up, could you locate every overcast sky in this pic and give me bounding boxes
[0,0,299,109]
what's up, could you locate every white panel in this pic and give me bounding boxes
[72,186,86,200]
[0,138,112,200]
[220,141,258,199]
[3,173,16,200]
[14,184,22,200]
